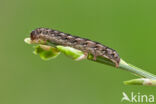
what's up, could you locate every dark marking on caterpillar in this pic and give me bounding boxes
[30,28,120,67]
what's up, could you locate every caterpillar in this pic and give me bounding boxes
[30,28,120,67]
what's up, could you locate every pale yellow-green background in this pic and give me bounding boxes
[0,0,156,104]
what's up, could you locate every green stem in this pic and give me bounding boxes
[119,59,156,79]
[24,37,156,86]
[124,78,156,86]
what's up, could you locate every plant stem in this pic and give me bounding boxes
[25,37,156,85]
[124,78,156,86]
[119,59,156,79]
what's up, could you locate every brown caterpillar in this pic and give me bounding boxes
[30,28,120,67]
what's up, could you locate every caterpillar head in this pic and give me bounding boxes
[30,28,47,44]
[30,30,38,40]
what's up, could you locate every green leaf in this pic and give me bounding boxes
[34,45,60,60]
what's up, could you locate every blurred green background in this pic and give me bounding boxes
[0,0,156,104]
